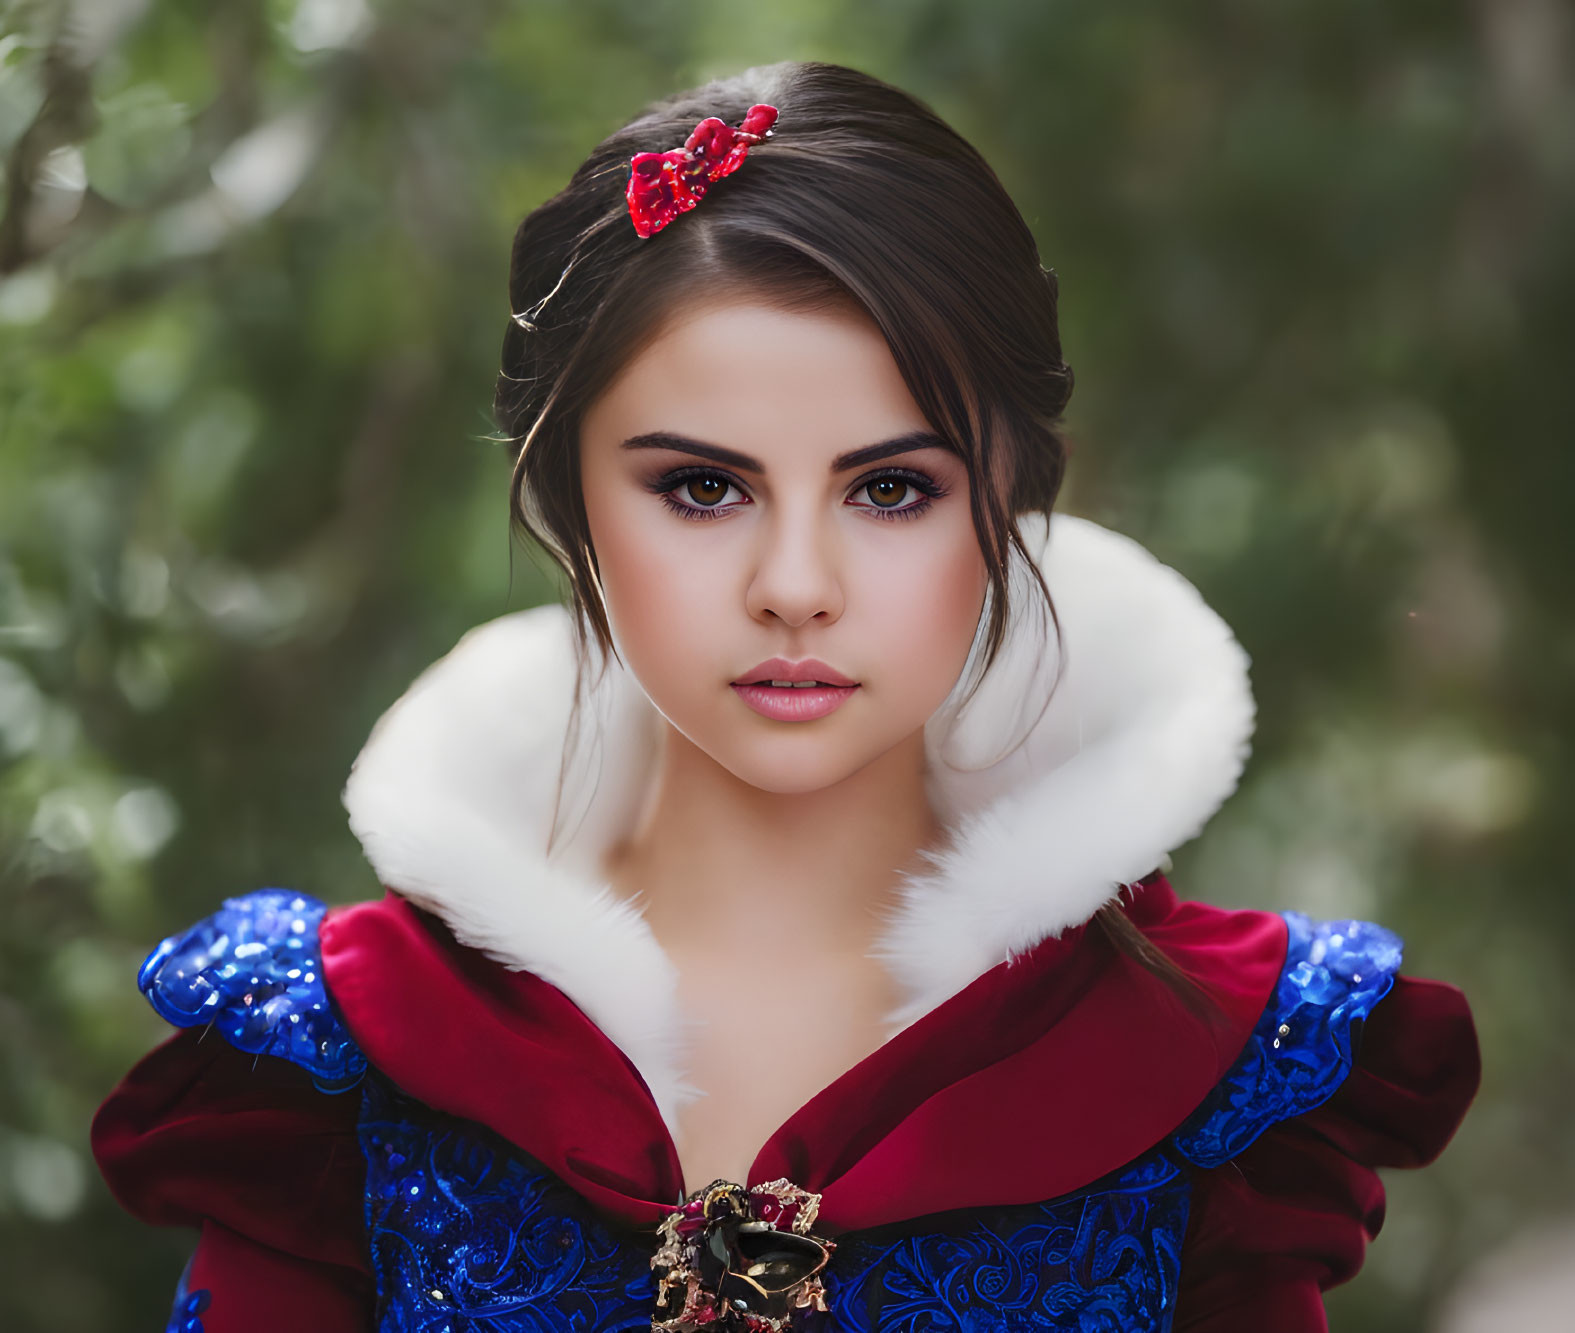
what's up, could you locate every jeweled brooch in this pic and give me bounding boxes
[650,1177,835,1331]
[626,104,778,238]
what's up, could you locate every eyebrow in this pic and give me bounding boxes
[619,429,957,474]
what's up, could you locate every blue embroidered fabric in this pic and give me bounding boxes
[808,1149,1189,1333]
[359,1073,658,1332]
[137,887,367,1094]
[355,1070,1190,1333]
[1171,911,1403,1168]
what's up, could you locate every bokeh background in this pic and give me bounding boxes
[3,1,1571,1329]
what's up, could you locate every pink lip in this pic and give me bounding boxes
[731,681,858,721]
[730,657,860,722]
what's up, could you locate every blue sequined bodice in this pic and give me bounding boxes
[148,895,1403,1333]
[814,1150,1188,1332]
[356,1074,1189,1333]
[359,1074,656,1331]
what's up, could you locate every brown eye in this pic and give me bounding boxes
[685,476,729,506]
[650,467,750,522]
[865,478,909,508]
[846,468,943,522]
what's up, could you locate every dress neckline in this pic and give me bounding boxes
[318,874,1286,1232]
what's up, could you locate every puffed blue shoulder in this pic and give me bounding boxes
[137,888,367,1094]
[1171,911,1403,1168]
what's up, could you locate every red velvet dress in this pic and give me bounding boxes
[92,871,1477,1332]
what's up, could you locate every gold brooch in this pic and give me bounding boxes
[650,1178,836,1331]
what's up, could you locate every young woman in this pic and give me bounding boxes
[92,61,1480,1332]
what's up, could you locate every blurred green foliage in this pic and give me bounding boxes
[2,0,1570,1329]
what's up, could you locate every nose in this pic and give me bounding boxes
[743,499,845,628]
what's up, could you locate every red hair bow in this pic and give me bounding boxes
[626,104,778,239]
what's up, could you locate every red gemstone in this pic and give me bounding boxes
[684,117,734,167]
[739,104,778,139]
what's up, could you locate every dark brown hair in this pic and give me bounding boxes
[493,60,1213,1013]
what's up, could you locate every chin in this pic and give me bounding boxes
[728,759,866,797]
[713,727,907,797]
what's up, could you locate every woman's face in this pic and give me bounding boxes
[578,296,989,794]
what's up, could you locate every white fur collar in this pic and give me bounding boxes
[340,512,1255,1134]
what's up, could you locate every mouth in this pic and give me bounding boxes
[737,678,850,689]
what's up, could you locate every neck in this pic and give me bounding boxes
[601,722,945,961]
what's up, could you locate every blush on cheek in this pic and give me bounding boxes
[885,539,986,644]
[593,490,695,620]
[598,531,739,714]
[611,537,729,637]
[848,549,986,727]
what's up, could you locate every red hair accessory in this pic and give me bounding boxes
[626,104,778,239]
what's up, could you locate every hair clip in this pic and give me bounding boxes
[626,104,778,239]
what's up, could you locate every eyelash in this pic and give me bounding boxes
[649,466,948,524]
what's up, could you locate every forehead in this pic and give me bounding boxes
[581,297,933,465]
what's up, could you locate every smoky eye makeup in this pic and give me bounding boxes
[643,463,952,523]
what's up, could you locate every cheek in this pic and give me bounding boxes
[585,484,735,687]
[852,518,988,703]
